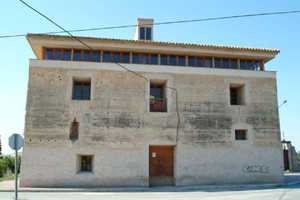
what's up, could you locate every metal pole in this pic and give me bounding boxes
[15,149,18,200]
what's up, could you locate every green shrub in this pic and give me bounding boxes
[0,155,21,177]
[0,159,8,177]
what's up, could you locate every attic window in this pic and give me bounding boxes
[139,27,152,40]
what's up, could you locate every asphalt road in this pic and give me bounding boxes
[0,184,300,200]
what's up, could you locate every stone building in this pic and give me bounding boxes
[20,18,283,187]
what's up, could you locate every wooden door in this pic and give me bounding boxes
[149,145,174,186]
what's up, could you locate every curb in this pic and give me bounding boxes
[1,182,299,193]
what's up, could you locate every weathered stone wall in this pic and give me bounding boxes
[20,60,283,187]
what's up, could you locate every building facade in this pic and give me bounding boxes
[20,18,283,187]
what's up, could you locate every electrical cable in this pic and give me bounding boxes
[1,9,300,39]
[17,0,182,146]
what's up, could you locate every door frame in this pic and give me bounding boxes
[148,145,175,186]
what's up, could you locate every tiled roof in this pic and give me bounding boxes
[27,33,280,54]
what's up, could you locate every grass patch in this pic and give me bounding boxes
[0,174,14,182]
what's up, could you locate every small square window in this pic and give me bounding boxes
[72,78,91,100]
[78,155,93,172]
[235,129,247,140]
[230,84,245,105]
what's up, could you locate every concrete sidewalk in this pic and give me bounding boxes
[1,173,300,193]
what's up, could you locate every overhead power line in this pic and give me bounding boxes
[1,8,300,39]
[17,0,91,49]
[16,0,182,144]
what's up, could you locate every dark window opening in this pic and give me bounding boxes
[103,51,129,63]
[63,50,71,60]
[146,27,152,40]
[73,50,82,61]
[215,58,238,69]
[83,50,91,61]
[235,129,247,140]
[150,54,158,64]
[240,60,260,71]
[133,53,157,64]
[169,55,177,65]
[230,84,245,105]
[160,55,168,65]
[188,56,212,68]
[53,49,62,60]
[178,56,185,66]
[150,81,167,112]
[139,27,145,40]
[103,51,111,62]
[72,79,91,100]
[45,48,53,60]
[79,155,93,172]
[91,51,100,62]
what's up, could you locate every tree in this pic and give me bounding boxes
[298,151,300,163]
[0,135,2,156]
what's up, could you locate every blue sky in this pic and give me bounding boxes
[0,0,299,154]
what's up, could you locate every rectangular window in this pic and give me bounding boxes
[169,55,177,65]
[53,49,62,60]
[91,50,100,62]
[73,50,82,61]
[188,56,212,68]
[235,130,247,140]
[230,84,245,105]
[122,52,130,63]
[45,48,53,60]
[79,155,93,172]
[103,51,111,62]
[83,50,91,61]
[160,55,168,65]
[215,58,238,69]
[112,52,121,63]
[150,54,158,64]
[63,50,71,60]
[150,81,167,112]
[146,27,152,40]
[72,79,91,100]
[240,60,260,71]
[139,27,145,40]
[188,56,195,66]
[178,56,185,66]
